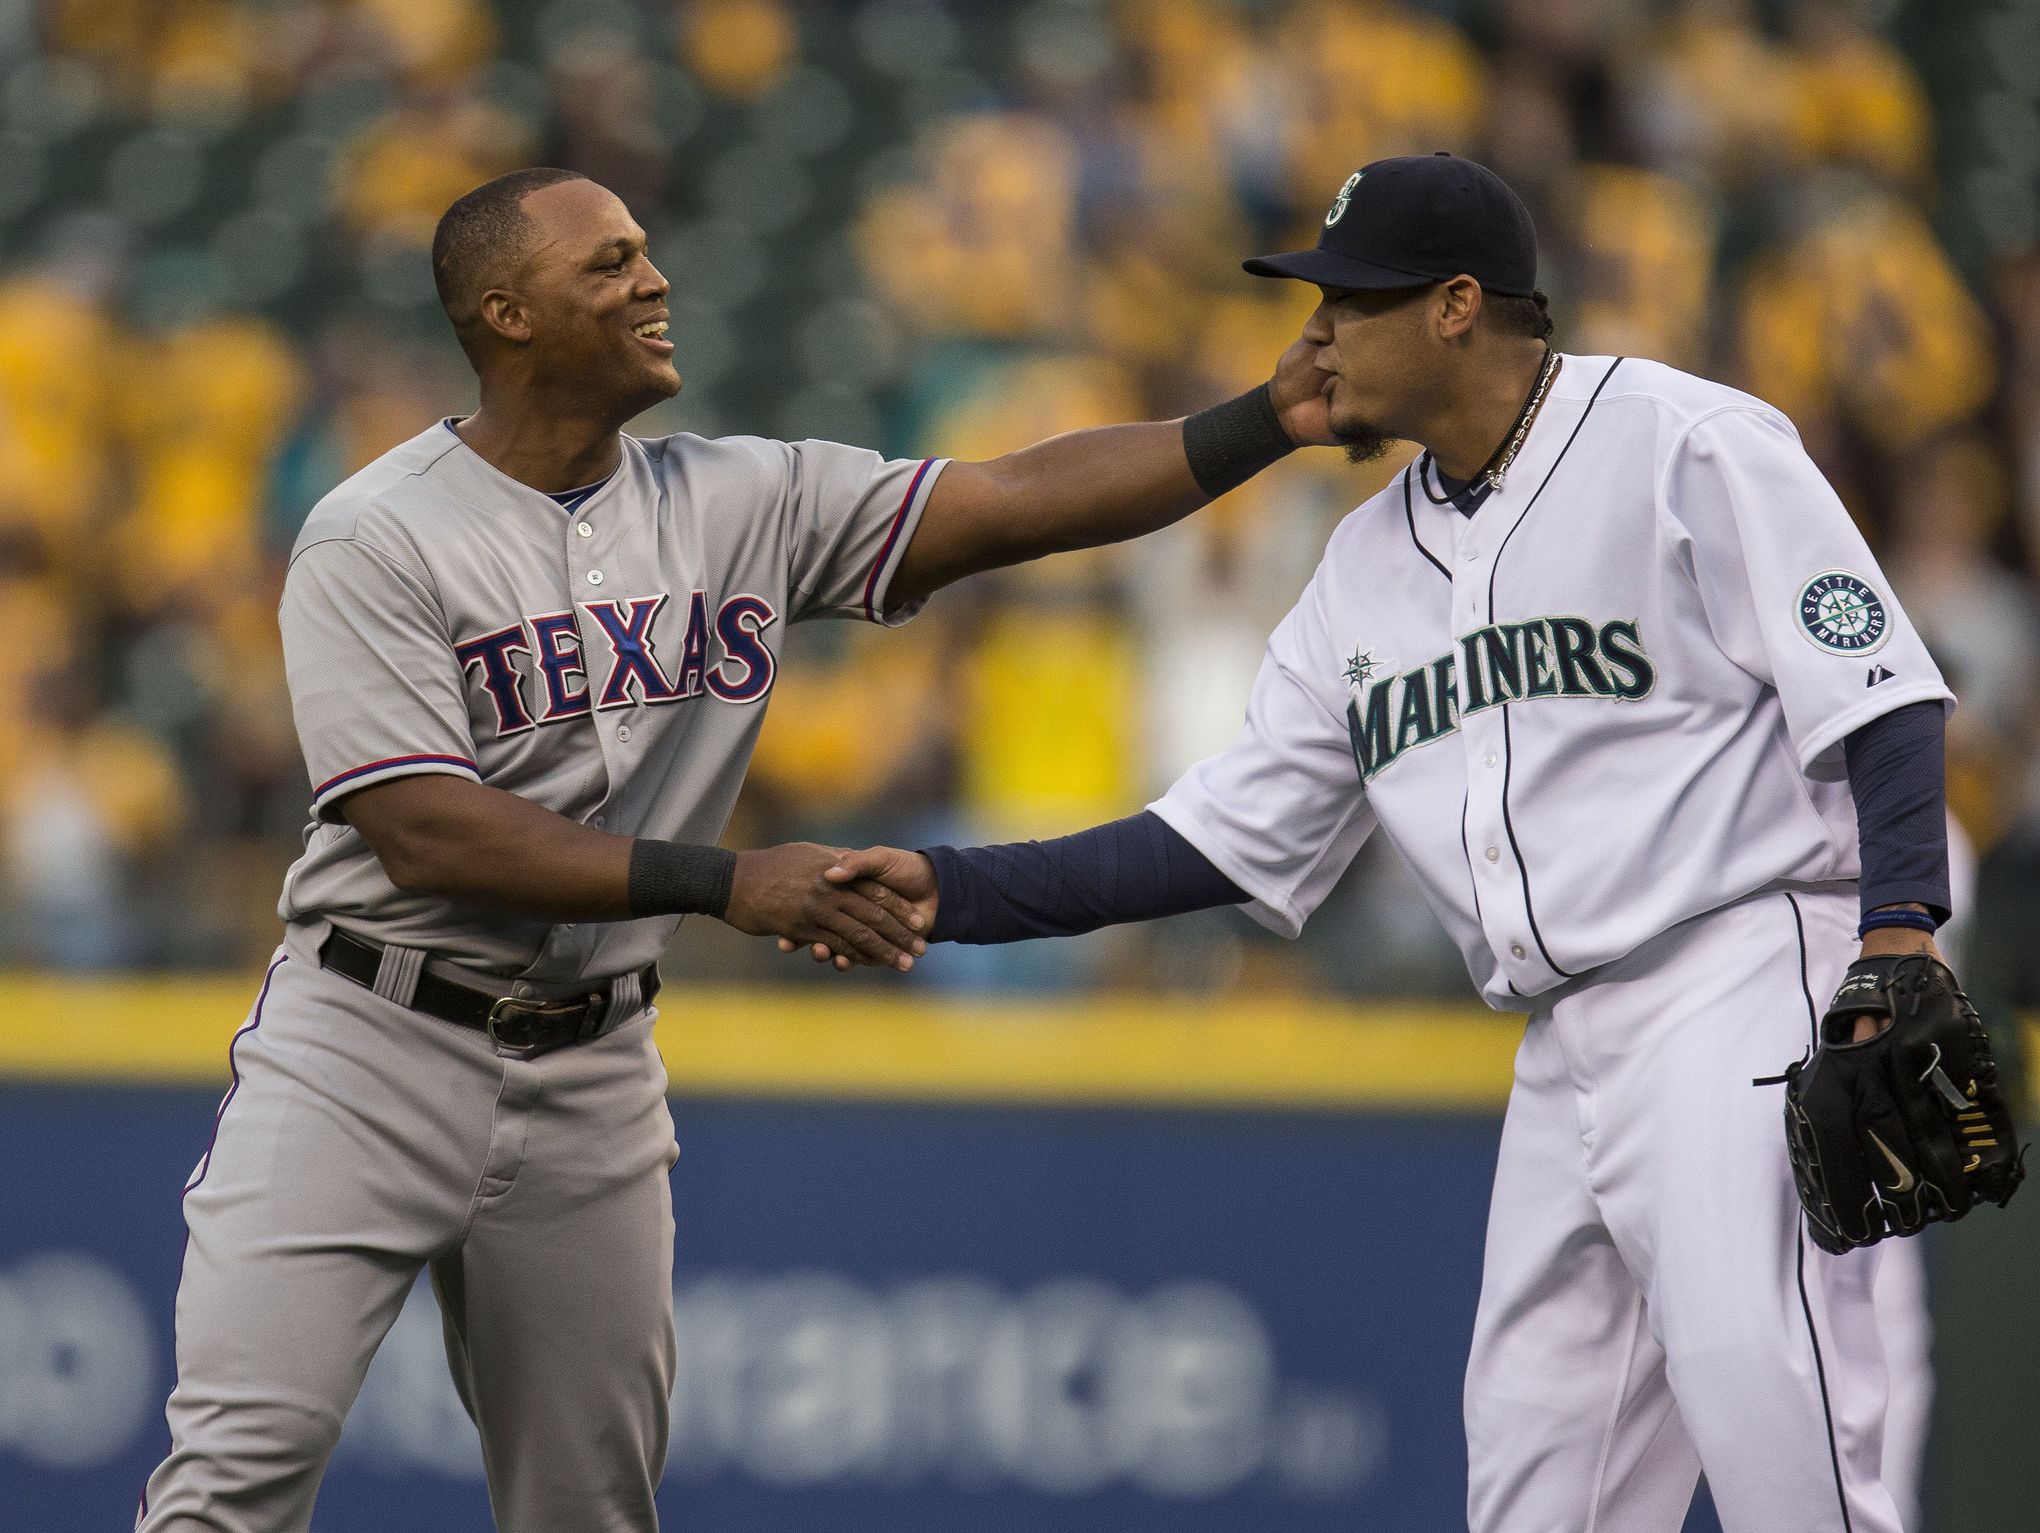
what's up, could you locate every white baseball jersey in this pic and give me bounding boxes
[1152,355,1951,1007]
[276,420,945,981]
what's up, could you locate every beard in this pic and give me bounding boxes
[1336,419,1397,465]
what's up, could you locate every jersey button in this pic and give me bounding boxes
[587,569,604,585]
[616,724,633,742]
[593,815,607,828]
[1510,942,1527,959]
[576,522,593,537]
[1484,846,1500,862]
[1484,752,1497,768]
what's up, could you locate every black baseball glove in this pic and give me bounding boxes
[1781,953,2024,1255]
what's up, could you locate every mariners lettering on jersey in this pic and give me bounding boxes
[1345,617,1656,782]
[453,590,777,736]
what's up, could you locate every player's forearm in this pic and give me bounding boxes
[976,388,1308,561]
[890,374,1319,604]
[343,776,641,919]
[341,774,924,965]
[903,421,1214,595]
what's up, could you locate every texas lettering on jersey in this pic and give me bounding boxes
[454,590,776,737]
[1346,615,1655,782]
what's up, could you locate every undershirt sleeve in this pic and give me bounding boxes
[1843,698,1951,924]
[925,811,1248,945]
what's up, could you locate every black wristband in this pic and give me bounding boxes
[627,839,737,919]
[1182,383,1296,498]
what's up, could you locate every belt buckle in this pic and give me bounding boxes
[486,992,606,1054]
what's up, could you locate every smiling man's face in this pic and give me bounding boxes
[507,178,679,415]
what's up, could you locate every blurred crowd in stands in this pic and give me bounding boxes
[2,0,2038,1005]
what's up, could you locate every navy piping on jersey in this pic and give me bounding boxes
[314,752,479,801]
[1786,892,1817,1050]
[182,954,287,1198]
[862,458,936,621]
[1784,891,1859,1533]
[1483,356,1626,981]
[1401,467,1453,580]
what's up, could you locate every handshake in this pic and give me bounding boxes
[722,842,939,972]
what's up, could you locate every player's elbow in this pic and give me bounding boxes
[376,840,448,896]
[900,458,1064,595]
[336,779,475,897]
[361,825,459,896]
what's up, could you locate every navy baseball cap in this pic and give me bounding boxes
[1244,152,1538,297]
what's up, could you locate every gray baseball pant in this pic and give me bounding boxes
[136,929,680,1532]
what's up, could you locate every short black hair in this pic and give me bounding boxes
[431,167,587,354]
[1485,289,1555,341]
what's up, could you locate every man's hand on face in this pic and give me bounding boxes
[726,842,928,972]
[775,847,940,972]
[1267,335,1340,448]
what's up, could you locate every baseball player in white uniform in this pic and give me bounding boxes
[824,155,1970,1531]
[135,167,1331,1531]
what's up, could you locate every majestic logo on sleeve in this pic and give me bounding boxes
[1343,617,1655,783]
[453,590,777,737]
[1797,571,1889,655]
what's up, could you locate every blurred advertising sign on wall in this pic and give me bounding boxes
[0,1088,1498,1531]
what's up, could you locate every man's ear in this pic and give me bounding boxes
[1435,276,1483,342]
[478,288,531,345]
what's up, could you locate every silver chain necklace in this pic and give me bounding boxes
[1421,345,1561,502]
[1480,344,1560,490]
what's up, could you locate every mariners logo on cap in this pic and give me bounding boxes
[1325,171,1362,228]
[1797,570,1889,654]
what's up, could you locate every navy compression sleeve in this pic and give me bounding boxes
[925,811,1248,944]
[1843,699,1951,924]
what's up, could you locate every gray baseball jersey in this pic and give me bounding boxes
[278,420,947,979]
[138,424,947,1533]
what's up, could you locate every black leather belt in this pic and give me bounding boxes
[319,929,659,1054]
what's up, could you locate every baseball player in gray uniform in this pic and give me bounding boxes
[135,166,1329,1531]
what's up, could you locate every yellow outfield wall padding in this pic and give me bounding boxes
[654,991,1517,1109]
[1,975,2034,1115]
[0,973,1515,1108]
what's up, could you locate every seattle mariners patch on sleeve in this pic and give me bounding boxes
[1796,570,1889,655]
